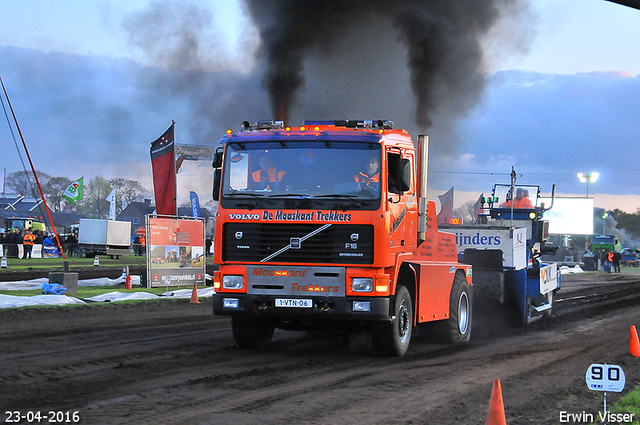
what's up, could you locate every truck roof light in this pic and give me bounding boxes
[303,120,393,130]
[226,129,233,135]
[240,120,285,132]
[256,120,284,130]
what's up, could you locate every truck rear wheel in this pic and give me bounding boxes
[372,285,413,357]
[431,274,472,343]
[447,274,472,343]
[231,316,275,349]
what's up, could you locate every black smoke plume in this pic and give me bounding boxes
[244,0,531,129]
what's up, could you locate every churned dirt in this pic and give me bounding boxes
[2,271,640,425]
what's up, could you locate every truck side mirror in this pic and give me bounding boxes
[212,148,223,168]
[212,169,221,201]
[399,158,411,192]
[388,156,411,194]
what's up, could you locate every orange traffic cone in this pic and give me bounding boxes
[190,282,200,304]
[630,326,640,357]
[486,378,507,425]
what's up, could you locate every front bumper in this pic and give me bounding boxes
[213,293,391,321]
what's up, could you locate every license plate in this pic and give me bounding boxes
[275,298,313,308]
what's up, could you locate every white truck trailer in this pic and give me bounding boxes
[78,219,131,259]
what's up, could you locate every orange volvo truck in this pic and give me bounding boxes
[212,120,472,356]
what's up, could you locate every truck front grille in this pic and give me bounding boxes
[222,223,374,264]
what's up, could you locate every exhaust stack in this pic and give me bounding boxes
[417,135,429,245]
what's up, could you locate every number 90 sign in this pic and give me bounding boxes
[585,363,626,392]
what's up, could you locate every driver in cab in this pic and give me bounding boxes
[500,188,533,209]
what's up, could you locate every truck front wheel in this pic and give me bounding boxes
[372,285,413,357]
[231,316,275,349]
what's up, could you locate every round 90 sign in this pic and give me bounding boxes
[585,363,626,393]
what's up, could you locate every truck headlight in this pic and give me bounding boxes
[352,278,373,292]
[222,275,244,289]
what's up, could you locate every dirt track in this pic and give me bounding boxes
[2,272,640,425]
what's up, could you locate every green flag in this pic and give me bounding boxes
[63,177,84,205]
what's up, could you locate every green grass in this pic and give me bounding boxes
[0,283,194,298]
[1,255,148,269]
[0,255,216,270]
[590,385,640,424]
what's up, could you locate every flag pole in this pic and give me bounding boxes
[173,120,177,216]
[0,77,66,260]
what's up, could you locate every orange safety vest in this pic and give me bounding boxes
[608,252,614,262]
[354,172,379,187]
[23,233,35,246]
[501,197,534,209]
[252,167,285,189]
[140,237,146,247]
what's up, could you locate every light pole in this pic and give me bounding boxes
[577,172,599,197]
[602,212,609,235]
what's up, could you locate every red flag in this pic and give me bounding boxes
[473,192,484,221]
[437,187,454,224]
[150,123,176,215]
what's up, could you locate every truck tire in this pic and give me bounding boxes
[431,274,472,343]
[448,274,472,343]
[372,285,413,357]
[231,316,275,349]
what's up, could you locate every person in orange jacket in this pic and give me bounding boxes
[354,155,380,190]
[252,155,286,190]
[500,188,534,209]
[22,230,36,259]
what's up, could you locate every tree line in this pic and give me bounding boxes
[4,170,151,218]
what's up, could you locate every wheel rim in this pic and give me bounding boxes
[398,299,411,344]
[457,292,469,335]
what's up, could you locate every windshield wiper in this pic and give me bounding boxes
[314,194,361,199]
[268,193,313,198]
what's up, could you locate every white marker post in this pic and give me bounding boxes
[585,363,626,425]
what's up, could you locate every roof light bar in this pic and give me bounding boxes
[303,120,393,130]
[240,120,285,132]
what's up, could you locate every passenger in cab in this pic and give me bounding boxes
[252,155,286,190]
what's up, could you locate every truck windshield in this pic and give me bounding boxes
[221,142,382,203]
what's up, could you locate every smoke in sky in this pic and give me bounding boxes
[243,0,533,130]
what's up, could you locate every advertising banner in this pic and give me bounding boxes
[146,215,205,288]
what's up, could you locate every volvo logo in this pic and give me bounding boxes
[350,233,360,242]
[235,231,243,240]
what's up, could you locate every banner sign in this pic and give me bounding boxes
[150,123,176,216]
[146,215,205,288]
[190,191,201,218]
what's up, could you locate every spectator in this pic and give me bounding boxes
[23,230,35,259]
[133,236,142,256]
[613,250,621,273]
[206,236,212,257]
